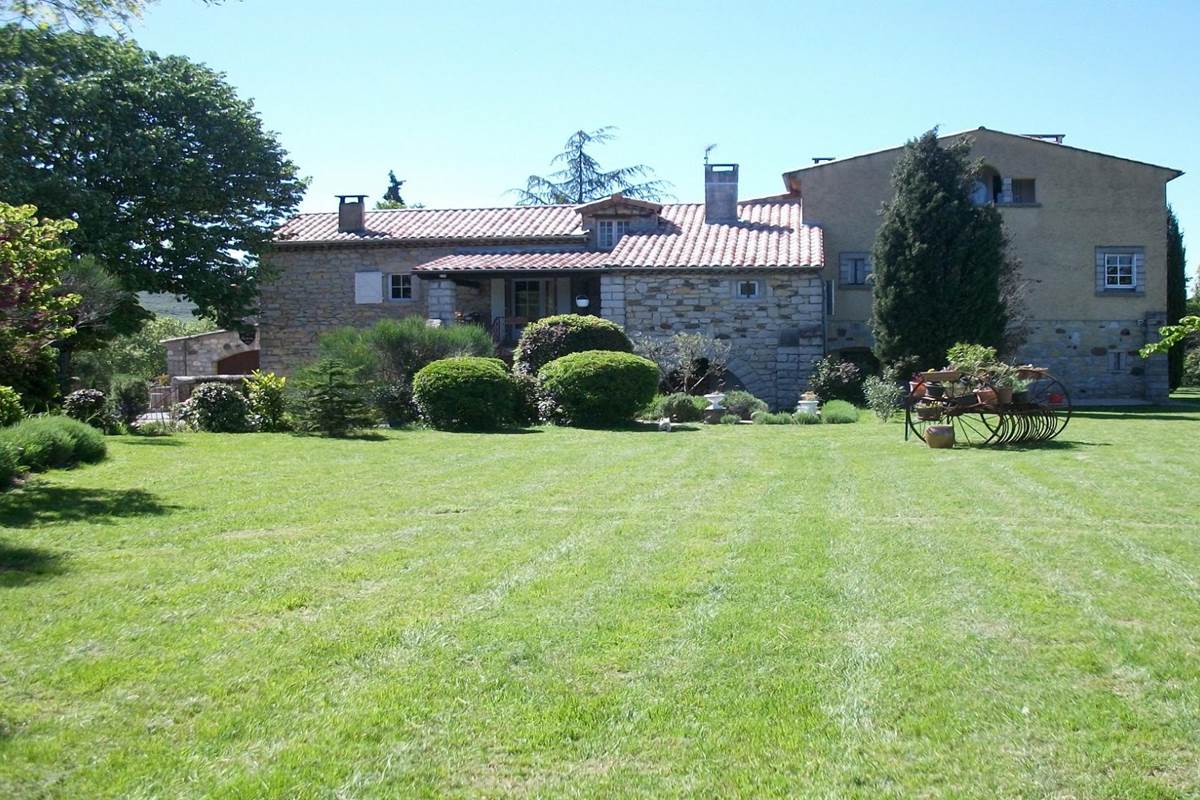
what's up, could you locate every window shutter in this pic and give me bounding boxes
[839,254,852,285]
[1133,251,1145,293]
[1095,249,1106,293]
[1000,177,1013,204]
[354,270,383,304]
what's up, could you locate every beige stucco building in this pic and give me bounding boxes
[786,127,1181,400]
[260,128,1181,405]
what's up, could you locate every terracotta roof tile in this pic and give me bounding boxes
[277,199,822,270]
[275,205,585,244]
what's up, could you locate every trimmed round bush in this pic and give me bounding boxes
[719,413,741,425]
[186,382,252,432]
[538,350,660,428]
[0,385,24,427]
[413,357,517,431]
[63,388,109,428]
[809,355,866,405]
[722,390,768,420]
[820,399,860,424]
[513,314,633,376]
[0,416,106,472]
[645,392,706,422]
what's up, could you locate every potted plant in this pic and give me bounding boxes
[989,363,1018,405]
[916,402,943,421]
[1011,378,1032,404]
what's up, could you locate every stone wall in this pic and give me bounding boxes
[1014,312,1170,401]
[614,271,824,408]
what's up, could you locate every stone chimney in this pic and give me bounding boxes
[337,194,367,233]
[704,163,738,224]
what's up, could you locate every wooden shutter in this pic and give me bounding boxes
[1095,249,1107,293]
[838,254,853,285]
[1000,177,1013,204]
[1133,250,1145,293]
[354,271,383,304]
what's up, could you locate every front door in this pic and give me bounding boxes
[509,279,549,343]
[512,279,546,321]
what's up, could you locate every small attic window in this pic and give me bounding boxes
[597,219,628,250]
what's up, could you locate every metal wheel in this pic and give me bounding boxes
[906,399,1000,446]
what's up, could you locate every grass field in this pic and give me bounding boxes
[2,397,1199,798]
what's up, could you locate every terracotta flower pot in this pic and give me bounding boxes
[995,386,1013,405]
[922,370,961,383]
[924,425,955,448]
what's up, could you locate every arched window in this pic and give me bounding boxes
[970,165,1001,206]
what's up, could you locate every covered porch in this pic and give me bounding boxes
[424,272,605,347]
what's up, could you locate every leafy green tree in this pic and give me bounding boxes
[72,314,216,388]
[55,256,151,388]
[0,25,305,331]
[870,129,1014,372]
[512,127,670,205]
[1166,206,1187,389]
[0,203,80,405]
[2,0,219,30]
[1140,316,1199,357]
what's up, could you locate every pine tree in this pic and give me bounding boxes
[1166,205,1187,389]
[511,127,670,205]
[870,129,1014,373]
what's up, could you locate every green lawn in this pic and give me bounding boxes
[2,400,1200,798]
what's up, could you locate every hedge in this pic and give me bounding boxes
[538,350,660,427]
[513,314,633,376]
[412,357,517,431]
[0,416,107,472]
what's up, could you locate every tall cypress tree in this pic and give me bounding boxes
[1166,205,1187,389]
[870,129,1013,373]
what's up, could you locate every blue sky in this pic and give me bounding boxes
[134,0,1198,285]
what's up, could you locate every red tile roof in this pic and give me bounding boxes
[275,199,822,270]
[275,205,586,244]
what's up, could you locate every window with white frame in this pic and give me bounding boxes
[596,219,629,250]
[839,252,872,286]
[389,273,414,300]
[1104,252,1135,289]
[734,279,761,299]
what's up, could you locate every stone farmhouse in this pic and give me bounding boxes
[260,127,1181,405]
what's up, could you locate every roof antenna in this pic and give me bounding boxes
[704,143,717,164]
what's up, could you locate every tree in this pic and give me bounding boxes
[0,203,80,405]
[1140,317,1199,357]
[54,257,151,385]
[512,127,670,205]
[2,0,220,30]
[0,26,305,331]
[72,314,215,388]
[1166,205,1187,389]
[376,171,407,210]
[870,129,1015,372]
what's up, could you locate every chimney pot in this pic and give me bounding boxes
[337,194,367,233]
[704,163,738,224]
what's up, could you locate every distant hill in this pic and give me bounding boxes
[137,292,200,321]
